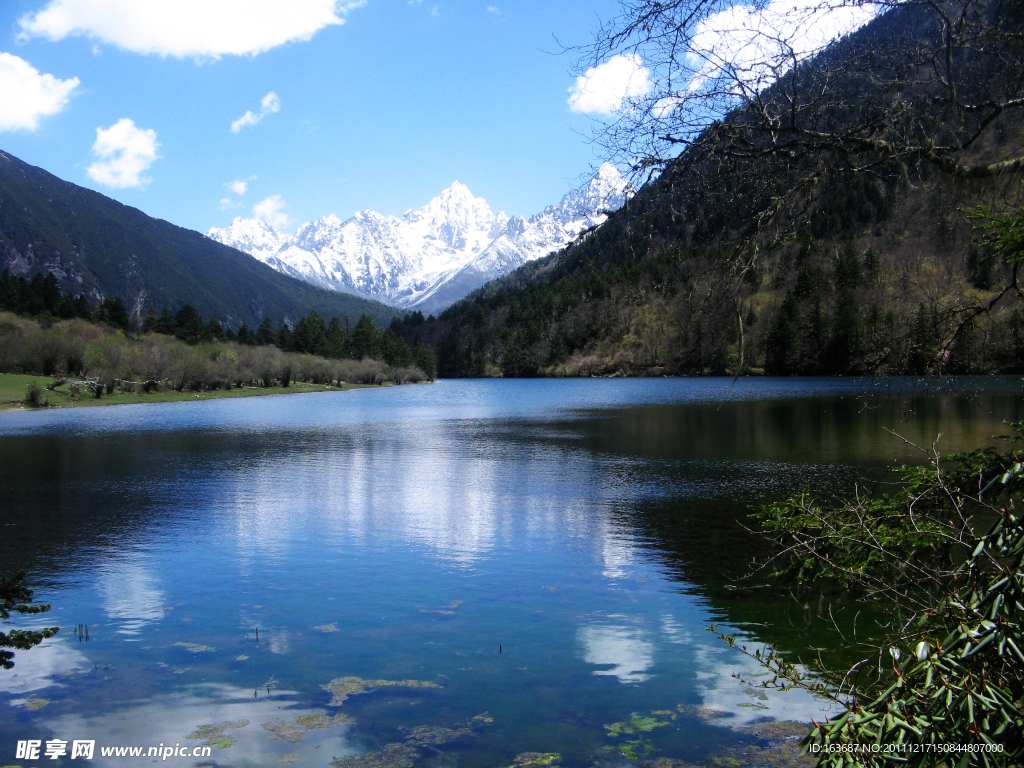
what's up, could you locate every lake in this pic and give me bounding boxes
[1,377,1021,767]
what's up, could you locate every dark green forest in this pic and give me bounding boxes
[395,0,1024,378]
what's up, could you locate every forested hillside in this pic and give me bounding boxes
[400,0,1024,377]
[0,151,400,329]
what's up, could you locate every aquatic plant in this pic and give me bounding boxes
[615,739,654,761]
[419,601,462,615]
[321,677,441,707]
[512,752,561,766]
[263,712,348,742]
[332,742,419,768]
[188,720,249,749]
[604,713,671,737]
[672,704,730,722]
[172,642,213,653]
[331,714,492,768]
[601,710,688,763]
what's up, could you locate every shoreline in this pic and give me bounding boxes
[0,373,382,412]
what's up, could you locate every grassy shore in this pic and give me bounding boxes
[0,373,376,412]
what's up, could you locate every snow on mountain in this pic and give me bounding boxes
[207,164,632,313]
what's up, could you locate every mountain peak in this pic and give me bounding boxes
[208,168,631,312]
[587,163,631,197]
[428,180,489,212]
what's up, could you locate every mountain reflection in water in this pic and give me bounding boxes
[1,378,1020,768]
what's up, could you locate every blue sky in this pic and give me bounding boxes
[0,0,626,233]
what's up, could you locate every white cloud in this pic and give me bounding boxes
[0,52,79,132]
[254,194,289,228]
[689,0,878,92]
[86,118,159,189]
[568,54,651,116]
[227,179,248,195]
[18,0,365,59]
[231,91,280,133]
[486,5,499,13]
[220,197,243,210]
[578,621,654,684]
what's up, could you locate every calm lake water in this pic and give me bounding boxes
[1,377,1021,767]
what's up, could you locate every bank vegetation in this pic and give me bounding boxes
[0,311,431,407]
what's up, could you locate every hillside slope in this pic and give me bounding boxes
[0,151,400,328]
[399,1,1024,377]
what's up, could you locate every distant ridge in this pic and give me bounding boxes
[0,150,400,328]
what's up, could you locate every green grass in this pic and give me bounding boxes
[0,373,373,411]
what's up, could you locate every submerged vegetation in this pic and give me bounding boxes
[331,714,493,768]
[322,677,443,707]
[187,720,249,749]
[263,712,349,742]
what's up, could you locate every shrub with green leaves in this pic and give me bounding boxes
[737,426,1024,764]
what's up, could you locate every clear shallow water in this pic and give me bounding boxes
[1,377,1021,767]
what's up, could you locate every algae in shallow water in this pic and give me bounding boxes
[604,713,671,737]
[513,753,561,766]
[263,712,348,742]
[420,601,462,615]
[601,720,815,768]
[173,642,213,653]
[24,698,49,710]
[674,704,733,721]
[322,676,442,706]
[188,720,249,748]
[332,742,419,768]
[602,734,655,762]
[708,721,815,768]
[331,714,492,768]
[400,713,493,748]
[400,726,468,747]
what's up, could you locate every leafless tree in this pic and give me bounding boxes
[569,0,1024,371]
[574,0,1023,184]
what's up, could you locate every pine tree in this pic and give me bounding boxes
[326,316,348,359]
[413,341,436,379]
[255,317,276,346]
[206,317,226,342]
[350,314,381,360]
[174,304,205,344]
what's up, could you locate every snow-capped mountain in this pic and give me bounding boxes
[207,164,631,313]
